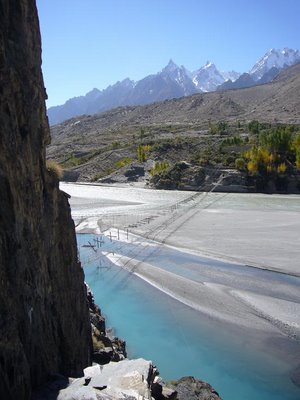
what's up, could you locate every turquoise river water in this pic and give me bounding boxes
[77,233,300,400]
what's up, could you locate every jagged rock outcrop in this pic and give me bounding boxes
[167,376,221,400]
[87,285,127,364]
[98,162,152,185]
[150,162,248,192]
[150,162,300,193]
[0,1,92,399]
[57,359,158,400]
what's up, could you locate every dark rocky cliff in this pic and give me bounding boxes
[0,1,92,399]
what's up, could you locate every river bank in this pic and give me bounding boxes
[62,182,300,399]
[78,231,300,400]
[63,182,300,275]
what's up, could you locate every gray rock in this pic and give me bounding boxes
[32,374,69,400]
[151,164,249,193]
[0,1,91,399]
[151,381,177,400]
[168,376,222,400]
[100,163,146,184]
[93,348,114,365]
[58,358,156,400]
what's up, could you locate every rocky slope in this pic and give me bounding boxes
[47,60,201,125]
[47,48,299,125]
[249,48,300,80]
[33,360,222,400]
[0,1,92,398]
[47,63,300,184]
[50,61,300,139]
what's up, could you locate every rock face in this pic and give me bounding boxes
[150,163,248,193]
[57,359,157,400]
[168,377,222,400]
[0,1,92,399]
[150,162,300,193]
[87,285,127,364]
[99,162,149,185]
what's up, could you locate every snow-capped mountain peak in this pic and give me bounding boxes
[162,59,179,73]
[159,60,197,95]
[203,61,217,69]
[191,62,240,92]
[193,62,224,92]
[47,47,299,125]
[249,48,300,81]
[221,70,241,82]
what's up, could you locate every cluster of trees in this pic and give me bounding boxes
[137,144,151,162]
[238,126,300,175]
[150,161,169,177]
[209,121,229,135]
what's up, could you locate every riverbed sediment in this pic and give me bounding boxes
[62,182,300,397]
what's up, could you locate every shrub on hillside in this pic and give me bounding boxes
[235,158,246,170]
[115,157,133,169]
[46,160,63,179]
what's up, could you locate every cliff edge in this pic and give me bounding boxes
[0,1,92,399]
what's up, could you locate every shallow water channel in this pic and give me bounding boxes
[78,233,300,400]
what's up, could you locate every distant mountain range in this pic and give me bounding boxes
[48,62,300,183]
[47,48,300,125]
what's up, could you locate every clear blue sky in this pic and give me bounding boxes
[36,0,300,107]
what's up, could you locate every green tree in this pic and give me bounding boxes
[291,133,300,169]
[235,158,246,170]
[217,121,228,134]
[248,120,260,134]
[137,144,146,162]
[140,127,145,142]
[150,161,169,176]
[259,127,292,157]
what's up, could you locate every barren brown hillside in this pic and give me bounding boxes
[47,63,300,182]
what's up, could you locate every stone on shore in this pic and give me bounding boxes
[57,358,157,400]
[167,376,222,400]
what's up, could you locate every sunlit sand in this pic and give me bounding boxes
[61,182,300,383]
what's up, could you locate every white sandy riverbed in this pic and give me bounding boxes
[61,182,300,369]
[62,182,300,275]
